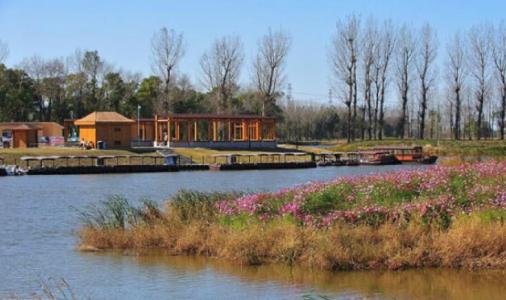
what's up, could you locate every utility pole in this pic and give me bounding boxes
[328,89,333,106]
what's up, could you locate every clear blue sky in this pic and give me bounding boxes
[1,0,506,103]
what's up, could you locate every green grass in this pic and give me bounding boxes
[282,139,506,156]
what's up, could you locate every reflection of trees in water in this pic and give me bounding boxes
[128,253,506,300]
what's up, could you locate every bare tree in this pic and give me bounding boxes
[81,50,104,110]
[0,39,8,64]
[362,18,377,140]
[373,20,396,140]
[447,32,467,140]
[19,56,66,121]
[416,24,438,139]
[253,28,291,116]
[200,35,244,113]
[491,22,506,139]
[330,15,360,142]
[151,27,185,113]
[396,25,416,139]
[468,25,491,140]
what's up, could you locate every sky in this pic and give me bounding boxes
[1,0,506,104]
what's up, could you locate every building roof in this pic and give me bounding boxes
[0,123,41,131]
[159,113,276,121]
[74,112,134,125]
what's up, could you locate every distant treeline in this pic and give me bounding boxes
[1,16,506,141]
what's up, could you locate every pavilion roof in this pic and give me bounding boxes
[159,113,276,121]
[74,112,135,125]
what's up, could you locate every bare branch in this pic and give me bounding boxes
[0,39,8,64]
[253,28,291,116]
[199,35,243,112]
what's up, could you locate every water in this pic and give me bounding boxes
[1,165,504,299]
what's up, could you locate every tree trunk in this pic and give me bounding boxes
[501,86,506,140]
[419,90,427,139]
[477,95,484,140]
[454,87,461,140]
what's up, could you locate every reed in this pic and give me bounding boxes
[78,162,506,270]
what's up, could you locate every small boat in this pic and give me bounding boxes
[418,155,438,164]
[317,152,344,167]
[372,145,438,164]
[209,163,221,171]
[358,151,401,165]
[344,159,360,166]
[0,165,28,176]
[342,152,360,166]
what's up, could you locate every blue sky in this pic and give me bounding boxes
[1,0,506,103]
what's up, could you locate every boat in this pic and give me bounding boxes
[209,163,221,171]
[0,165,27,176]
[317,152,344,167]
[372,145,438,164]
[342,152,361,166]
[357,151,401,165]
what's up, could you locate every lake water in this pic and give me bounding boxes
[1,165,505,299]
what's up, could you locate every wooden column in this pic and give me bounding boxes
[272,120,276,139]
[154,114,159,145]
[167,118,171,146]
[194,120,198,141]
[213,120,217,141]
[176,121,180,141]
[228,120,232,141]
[186,120,193,142]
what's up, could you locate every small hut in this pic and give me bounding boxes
[0,123,40,148]
[74,112,134,149]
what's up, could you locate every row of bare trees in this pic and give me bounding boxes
[150,27,291,116]
[330,16,506,141]
[4,19,506,140]
[1,27,292,124]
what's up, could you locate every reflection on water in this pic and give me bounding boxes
[91,252,506,300]
[1,165,505,299]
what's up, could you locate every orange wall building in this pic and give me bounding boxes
[73,112,134,148]
[0,122,63,148]
[67,111,277,149]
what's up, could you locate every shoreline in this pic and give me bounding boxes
[77,161,506,271]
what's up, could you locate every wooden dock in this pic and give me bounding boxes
[4,152,316,175]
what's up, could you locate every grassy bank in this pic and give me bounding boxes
[78,161,506,270]
[283,139,506,156]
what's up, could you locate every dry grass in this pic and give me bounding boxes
[78,192,506,271]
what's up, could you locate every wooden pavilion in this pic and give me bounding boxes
[65,112,277,149]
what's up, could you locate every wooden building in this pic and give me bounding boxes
[73,112,134,148]
[66,111,277,149]
[0,124,39,148]
[0,122,63,148]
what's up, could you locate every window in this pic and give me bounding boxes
[114,127,121,132]
[234,123,243,140]
[114,140,121,146]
